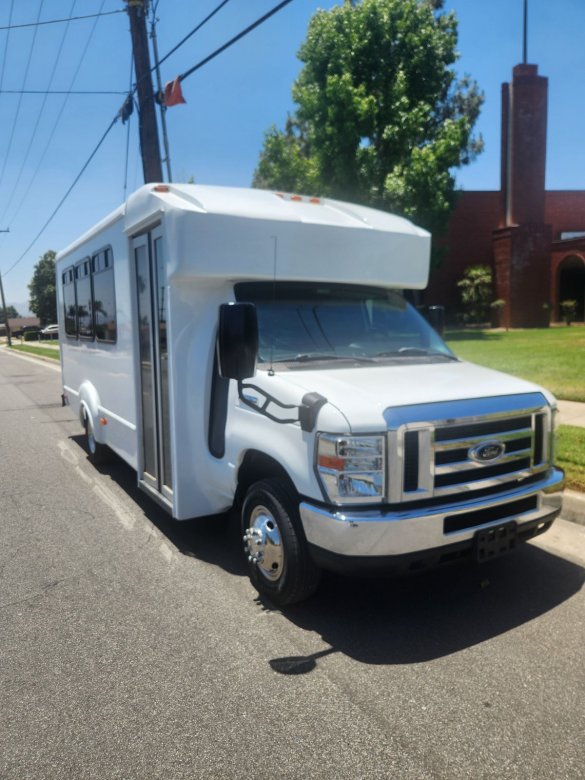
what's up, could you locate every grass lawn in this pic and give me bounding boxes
[557,425,585,493]
[9,344,60,361]
[446,326,585,402]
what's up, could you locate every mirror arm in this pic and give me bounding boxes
[237,382,328,432]
[237,380,299,424]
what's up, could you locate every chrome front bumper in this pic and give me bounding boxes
[299,468,564,558]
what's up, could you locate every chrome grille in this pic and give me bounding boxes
[385,393,552,503]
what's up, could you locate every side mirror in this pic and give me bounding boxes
[217,303,258,380]
[427,305,445,337]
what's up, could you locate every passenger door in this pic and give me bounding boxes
[133,228,173,504]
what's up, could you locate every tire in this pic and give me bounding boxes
[84,412,109,466]
[241,478,321,606]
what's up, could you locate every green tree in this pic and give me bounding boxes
[253,0,483,239]
[0,304,20,324]
[28,250,57,326]
[457,265,493,324]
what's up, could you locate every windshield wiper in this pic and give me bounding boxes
[375,347,459,360]
[273,353,377,364]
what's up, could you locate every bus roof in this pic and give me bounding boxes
[57,183,431,289]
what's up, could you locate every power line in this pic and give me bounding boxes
[1,115,120,278]
[0,0,78,225]
[0,9,124,31]
[0,89,126,95]
[5,0,110,228]
[155,0,233,71]
[0,0,297,278]
[178,0,294,84]
[0,0,15,93]
[0,0,45,194]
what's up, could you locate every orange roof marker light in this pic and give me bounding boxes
[153,185,170,193]
[274,192,323,205]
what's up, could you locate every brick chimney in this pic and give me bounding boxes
[501,64,548,227]
[494,63,551,327]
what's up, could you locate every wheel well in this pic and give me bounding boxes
[235,450,296,509]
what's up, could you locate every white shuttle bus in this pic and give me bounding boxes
[57,183,564,605]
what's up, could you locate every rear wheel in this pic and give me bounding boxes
[84,413,109,465]
[242,478,321,606]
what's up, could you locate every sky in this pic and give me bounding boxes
[0,0,583,308]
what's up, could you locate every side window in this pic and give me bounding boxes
[63,267,77,337]
[76,259,94,339]
[92,247,117,342]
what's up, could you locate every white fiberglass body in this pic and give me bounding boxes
[56,183,563,604]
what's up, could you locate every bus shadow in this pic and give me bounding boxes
[269,543,584,670]
[72,435,584,668]
[71,435,246,576]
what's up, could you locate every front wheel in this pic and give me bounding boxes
[241,478,321,606]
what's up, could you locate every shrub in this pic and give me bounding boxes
[560,300,577,326]
[457,265,493,324]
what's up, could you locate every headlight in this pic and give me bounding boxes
[317,434,386,504]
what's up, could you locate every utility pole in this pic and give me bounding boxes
[0,273,11,347]
[150,13,173,182]
[523,0,528,63]
[0,227,11,347]
[126,0,163,183]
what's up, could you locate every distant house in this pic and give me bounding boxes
[6,316,41,336]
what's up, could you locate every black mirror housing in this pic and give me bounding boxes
[217,303,258,380]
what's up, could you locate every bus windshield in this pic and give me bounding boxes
[235,282,455,367]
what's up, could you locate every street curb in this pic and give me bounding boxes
[0,345,61,370]
[561,490,585,527]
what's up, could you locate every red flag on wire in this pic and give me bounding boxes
[164,77,186,107]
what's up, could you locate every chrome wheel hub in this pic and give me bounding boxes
[243,504,284,582]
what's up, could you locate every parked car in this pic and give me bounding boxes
[40,324,59,339]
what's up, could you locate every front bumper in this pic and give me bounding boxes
[299,468,564,570]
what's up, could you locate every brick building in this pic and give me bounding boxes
[426,62,585,327]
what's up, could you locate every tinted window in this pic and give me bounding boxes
[76,259,93,338]
[63,267,77,336]
[93,248,117,342]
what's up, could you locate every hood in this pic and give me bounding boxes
[254,360,555,433]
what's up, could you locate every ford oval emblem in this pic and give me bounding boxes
[469,441,505,463]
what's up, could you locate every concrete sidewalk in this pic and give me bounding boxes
[557,400,585,428]
[555,401,585,526]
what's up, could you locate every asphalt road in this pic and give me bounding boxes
[1,349,584,780]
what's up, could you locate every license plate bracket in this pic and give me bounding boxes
[474,521,518,563]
